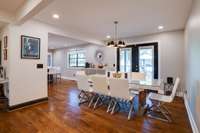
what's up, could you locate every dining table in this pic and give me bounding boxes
[87,74,164,116]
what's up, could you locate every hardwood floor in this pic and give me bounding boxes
[0,80,192,133]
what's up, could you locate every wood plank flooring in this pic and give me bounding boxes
[0,80,192,133]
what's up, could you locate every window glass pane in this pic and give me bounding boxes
[78,53,85,58]
[69,59,77,67]
[139,47,154,80]
[120,48,131,72]
[78,59,86,67]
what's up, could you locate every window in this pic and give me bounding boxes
[68,49,86,67]
[120,48,132,72]
[139,46,154,80]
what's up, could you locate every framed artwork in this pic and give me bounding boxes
[4,36,7,48]
[21,35,40,59]
[3,49,7,60]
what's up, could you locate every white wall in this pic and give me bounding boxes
[1,19,95,106]
[53,44,116,78]
[53,30,184,96]
[185,0,200,131]
[7,20,48,106]
[0,26,9,75]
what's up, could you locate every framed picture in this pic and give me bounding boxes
[4,36,7,48]
[3,49,7,60]
[21,35,40,59]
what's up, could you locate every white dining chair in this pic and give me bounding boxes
[89,75,109,109]
[76,74,93,105]
[147,77,180,122]
[109,78,136,120]
[131,72,145,80]
[129,72,146,95]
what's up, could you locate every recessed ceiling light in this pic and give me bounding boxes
[52,14,60,19]
[158,25,164,30]
[106,35,111,39]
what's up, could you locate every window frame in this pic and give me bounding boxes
[67,49,86,68]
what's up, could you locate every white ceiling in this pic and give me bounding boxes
[35,0,192,41]
[48,33,87,49]
[0,0,26,14]
[0,21,6,29]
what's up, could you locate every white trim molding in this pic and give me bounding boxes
[184,94,199,133]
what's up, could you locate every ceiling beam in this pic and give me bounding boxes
[14,0,54,25]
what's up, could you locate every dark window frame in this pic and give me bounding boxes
[117,42,159,79]
[68,51,86,68]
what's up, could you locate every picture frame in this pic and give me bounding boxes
[3,49,7,60]
[21,35,40,59]
[3,36,7,48]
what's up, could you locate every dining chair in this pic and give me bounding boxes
[89,75,109,109]
[129,72,146,95]
[131,72,145,80]
[147,77,180,122]
[109,78,136,120]
[76,74,93,105]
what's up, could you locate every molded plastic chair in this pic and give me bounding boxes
[129,72,146,95]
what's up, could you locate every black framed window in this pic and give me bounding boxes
[68,49,86,67]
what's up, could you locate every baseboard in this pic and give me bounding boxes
[176,91,184,97]
[8,97,48,111]
[184,94,199,133]
[61,76,76,81]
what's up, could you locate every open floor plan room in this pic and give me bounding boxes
[0,0,199,133]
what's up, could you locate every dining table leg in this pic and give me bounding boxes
[136,90,148,116]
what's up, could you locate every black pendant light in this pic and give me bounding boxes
[107,21,126,48]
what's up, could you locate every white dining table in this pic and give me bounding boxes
[128,79,164,94]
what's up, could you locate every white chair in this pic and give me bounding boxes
[107,71,116,78]
[147,77,180,122]
[131,72,145,80]
[89,75,109,109]
[76,74,93,105]
[129,72,146,95]
[109,78,136,120]
[54,66,62,82]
